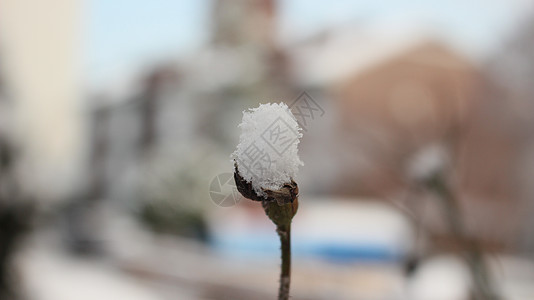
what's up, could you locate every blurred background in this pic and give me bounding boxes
[1,0,534,299]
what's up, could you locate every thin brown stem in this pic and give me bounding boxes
[430,176,500,300]
[277,224,291,300]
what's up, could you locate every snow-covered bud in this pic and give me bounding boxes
[232,103,302,204]
[407,143,450,184]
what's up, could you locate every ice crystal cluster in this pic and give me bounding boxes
[232,103,303,196]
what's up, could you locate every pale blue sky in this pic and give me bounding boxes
[85,0,211,87]
[85,0,533,89]
[279,0,528,45]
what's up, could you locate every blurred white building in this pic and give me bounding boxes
[0,0,84,203]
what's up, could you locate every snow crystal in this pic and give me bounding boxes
[232,103,303,196]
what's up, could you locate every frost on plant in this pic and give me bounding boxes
[232,103,303,197]
[406,143,450,182]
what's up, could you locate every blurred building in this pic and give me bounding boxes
[290,28,526,252]
[0,0,83,202]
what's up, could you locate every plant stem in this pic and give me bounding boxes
[240,174,298,300]
[277,224,291,300]
[429,176,500,300]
